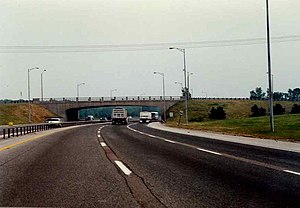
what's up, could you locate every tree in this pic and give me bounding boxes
[287,88,300,101]
[209,106,226,120]
[273,92,287,101]
[250,87,266,100]
[273,103,285,115]
[291,104,300,114]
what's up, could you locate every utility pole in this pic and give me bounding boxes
[266,0,274,132]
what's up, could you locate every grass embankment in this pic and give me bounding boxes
[0,104,57,125]
[167,100,300,141]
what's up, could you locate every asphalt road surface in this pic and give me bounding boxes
[0,123,299,207]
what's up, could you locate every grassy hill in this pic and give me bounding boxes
[0,104,57,125]
[167,100,300,141]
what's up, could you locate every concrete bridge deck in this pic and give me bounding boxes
[34,96,182,121]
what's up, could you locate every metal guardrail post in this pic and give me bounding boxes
[8,128,10,138]
[3,129,5,139]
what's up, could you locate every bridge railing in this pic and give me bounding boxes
[34,96,183,103]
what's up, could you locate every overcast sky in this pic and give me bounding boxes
[0,0,299,100]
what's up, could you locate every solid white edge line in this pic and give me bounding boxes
[197,148,222,156]
[115,160,132,176]
[100,142,107,147]
[283,170,300,176]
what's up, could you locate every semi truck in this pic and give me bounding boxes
[139,111,159,123]
[112,107,128,125]
[139,111,152,123]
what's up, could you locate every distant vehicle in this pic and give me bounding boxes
[100,117,108,121]
[45,118,62,127]
[139,111,159,123]
[139,111,152,123]
[85,115,94,121]
[111,107,128,125]
[151,112,159,121]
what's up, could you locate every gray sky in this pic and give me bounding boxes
[0,0,299,99]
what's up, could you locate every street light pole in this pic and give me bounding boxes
[187,72,193,99]
[110,89,117,100]
[28,67,39,123]
[154,71,166,122]
[41,69,46,102]
[169,47,188,125]
[77,82,85,100]
[265,0,274,132]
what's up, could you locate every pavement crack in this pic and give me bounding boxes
[98,126,167,208]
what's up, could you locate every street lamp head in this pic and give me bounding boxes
[153,71,157,74]
[29,67,39,71]
[169,47,175,50]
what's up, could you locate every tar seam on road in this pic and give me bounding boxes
[97,125,167,208]
[127,123,300,177]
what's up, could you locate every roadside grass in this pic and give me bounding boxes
[167,100,300,141]
[0,104,57,125]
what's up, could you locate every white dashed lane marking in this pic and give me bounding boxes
[164,139,176,144]
[197,148,222,156]
[115,160,132,176]
[100,142,107,147]
[283,170,300,176]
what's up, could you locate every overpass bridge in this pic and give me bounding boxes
[34,96,182,121]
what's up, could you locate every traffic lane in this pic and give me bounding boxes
[102,125,300,208]
[0,124,139,207]
[132,123,300,172]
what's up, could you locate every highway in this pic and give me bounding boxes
[0,123,299,207]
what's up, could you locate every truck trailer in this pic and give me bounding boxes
[111,107,128,125]
[139,111,152,123]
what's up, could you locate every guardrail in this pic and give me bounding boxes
[0,120,107,140]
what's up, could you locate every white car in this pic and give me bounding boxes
[46,118,62,127]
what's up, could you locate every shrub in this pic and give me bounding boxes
[273,104,285,115]
[291,104,300,114]
[209,107,226,120]
[250,104,266,117]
